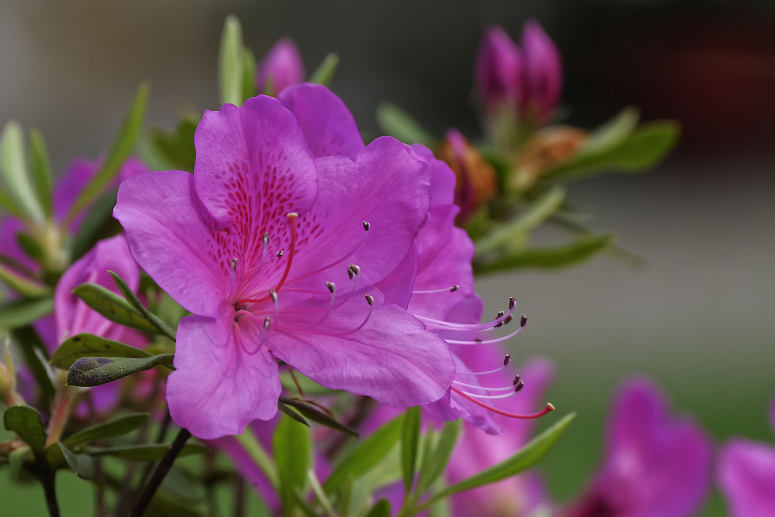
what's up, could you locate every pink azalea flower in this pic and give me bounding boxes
[566,378,712,517]
[53,234,146,413]
[256,37,305,95]
[475,21,562,123]
[718,397,775,517]
[114,84,456,439]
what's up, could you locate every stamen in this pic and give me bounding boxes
[277,249,284,257]
[445,322,527,345]
[451,385,556,420]
[325,281,336,294]
[512,374,521,385]
[412,285,461,294]
[285,222,370,284]
[494,311,505,328]
[514,378,525,392]
[347,264,361,279]
[261,233,269,259]
[503,353,511,366]
[416,296,518,332]
[453,380,515,392]
[362,221,370,232]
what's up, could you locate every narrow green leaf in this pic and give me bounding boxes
[28,130,54,219]
[52,441,95,479]
[0,261,49,297]
[85,442,207,461]
[51,333,149,369]
[279,397,359,437]
[400,407,421,493]
[418,413,575,510]
[0,186,26,219]
[73,283,157,333]
[15,232,45,263]
[582,107,639,153]
[148,119,197,172]
[376,103,436,147]
[219,15,244,105]
[307,469,338,517]
[241,48,257,101]
[273,415,312,514]
[0,121,43,222]
[11,326,55,400]
[64,413,149,448]
[309,53,339,85]
[475,235,612,274]
[236,426,278,487]
[67,189,119,262]
[65,82,150,224]
[365,499,391,517]
[0,296,53,329]
[3,405,47,454]
[278,401,311,427]
[417,419,461,493]
[110,271,176,340]
[66,354,174,387]
[324,414,404,493]
[9,446,30,480]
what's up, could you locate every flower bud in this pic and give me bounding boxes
[512,126,586,191]
[255,37,305,95]
[521,20,562,122]
[437,129,497,221]
[475,26,523,116]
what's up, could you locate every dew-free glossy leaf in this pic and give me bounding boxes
[52,441,95,479]
[72,283,157,333]
[3,405,47,454]
[109,271,176,340]
[51,333,150,370]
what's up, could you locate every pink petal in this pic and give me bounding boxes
[255,37,305,94]
[279,84,364,160]
[114,170,228,317]
[521,20,562,120]
[167,310,281,439]
[475,25,523,113]
[719,439,775,517]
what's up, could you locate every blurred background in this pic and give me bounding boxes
[1,1,774,515]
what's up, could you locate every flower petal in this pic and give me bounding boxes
[719,439,775,517]
[255,38,305,94]
[270,305,454,407]
[167,310,281,439]
[114,170,227,317]
[280,84,364,160]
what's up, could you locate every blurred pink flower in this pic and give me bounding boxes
[566,378,712,517]
[115,84,456,439]
[718,397,775,517]
[256,37,305,95]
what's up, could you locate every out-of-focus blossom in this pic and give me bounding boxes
[53,234,145,413]
[436,129,497,222]
[475,21,562,125]
[718,397,775,517]
[256,37,305,95]
[115,84,456,439]
[566,378,712,517]
[446,356,556,517]
[512,126,586,191]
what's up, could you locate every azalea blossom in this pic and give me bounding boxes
[566,378,712,517]
[718,396,775,517]
[115,84,456,439]
[256,37,305,95]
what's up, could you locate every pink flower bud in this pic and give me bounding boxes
[475,26,523,115]
[521,20,562,121]
[255,37,305,95]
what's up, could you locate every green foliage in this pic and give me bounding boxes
[84,443,207,461]
[273,415,312,515]
[376,103,436,147]
[3,405,47,454]
[72,283,158,334]
[0,296,53,329]
[0,121,43,223]
[365,499,391,517]
[66,353,173,387]
[110,271,177,340]
[51,333,150,369]
[416,420,461,494]
[279,397,359,437]
[148,118,197,172]
[310,53,340,85]
[475,235,612,273]
[67,188,120,262]
[0,263,49,298]
[219,15,247,105]
[48,442,95,479]
[27,129,54,219]
[400,407,421,493]
[63,413,149,448]
[65,82,150,225]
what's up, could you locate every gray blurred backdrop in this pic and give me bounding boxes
[1,1,774,516]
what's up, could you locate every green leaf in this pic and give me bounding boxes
[15,232,45,263]
[376,103,436,147]
[0,262,49,297]
[85,442,208,461]
[66,354,174,387]
[11,326,55,400]
[110,271,176,340]
[72,283,158,333]
[0,296,53,329]
[3,405,47,454]
[273,415,312,515]
[416,419,461,493]
[475,188,566,257]
[64,413,149,448]
[9,446,30,480]
[365,499,391,517]
[324,413,403,494]
[148,118,197,172]
[279,397,359,437]
[309,53,339,85]
[67,189,119,262]
[0,121,43,222]
[65,82,150,225]
[219,15,244,105]
[417,413,575,510]
[241,48,257,101]
[51,441,95,479]
[51,333,150,370]
[400,407,421,493]
[27,130,54,219]
[544,121,680,182]
[582,107,639,153]
[278,401,311,427]
[475,235,612,274]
